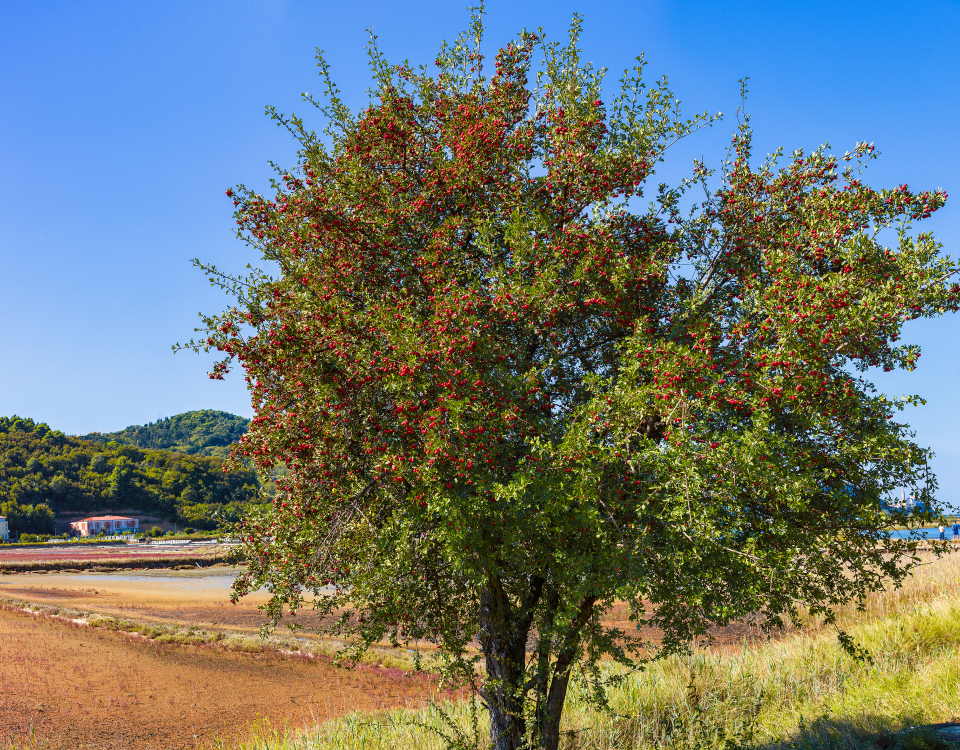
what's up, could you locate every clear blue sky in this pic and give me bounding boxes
[2,1,958,500]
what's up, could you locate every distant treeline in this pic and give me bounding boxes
[0,498,54,535]
[0,415,262,535]
[80,409,249,457]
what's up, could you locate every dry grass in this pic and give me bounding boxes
[0,569,440,670]
[0,567,333,633]
[0,595,433,673]
[829,548,960,623]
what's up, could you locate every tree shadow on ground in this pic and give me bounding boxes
[744,716,959,750]
[555,714,960,750]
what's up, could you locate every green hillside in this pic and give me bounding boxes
[80,409,249,457]
[0,415,261,535]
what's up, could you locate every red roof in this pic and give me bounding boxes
[73,516,137,522]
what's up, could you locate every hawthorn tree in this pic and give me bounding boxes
[193,12,959,750]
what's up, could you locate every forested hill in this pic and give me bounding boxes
[0,415,260,534]
[80,410,249,457]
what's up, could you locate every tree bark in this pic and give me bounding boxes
[537,596,598,750]
[481,626,527,750]
[538,660,573,750]
[478,575,543,750]
[477,579,595,750]
[530,588,559,748]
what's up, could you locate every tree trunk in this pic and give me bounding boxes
[476,580,593,750]
[538,662,574,750]
[478,577,542,750]
[481,625,527,750]
[533,595,598,750]
[485,682,526,750]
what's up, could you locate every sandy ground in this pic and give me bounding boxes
[0,606,440,750]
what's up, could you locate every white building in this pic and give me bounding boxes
[69,515,139,537]
[0,516,9,542]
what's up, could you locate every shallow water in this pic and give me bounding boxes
[888,526,958,540]
[50,571,237,584]
[0,568,249,600]
[40,572,238,589]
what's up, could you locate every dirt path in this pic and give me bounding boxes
[0,607,440,750]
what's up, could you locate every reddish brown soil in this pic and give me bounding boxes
[0,607,441,750]
[0,544,230,574]
[601,600,777,651]
[0,544,221,562]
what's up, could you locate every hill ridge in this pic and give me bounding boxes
[80,409,249,457]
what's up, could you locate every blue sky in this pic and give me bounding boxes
[2,1,958,499]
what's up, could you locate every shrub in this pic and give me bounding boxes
[18,533,51,543]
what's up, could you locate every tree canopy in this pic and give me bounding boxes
[0,498,54,536]
[195,12,960,750]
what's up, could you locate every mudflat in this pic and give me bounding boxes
[0,568,284,632]
[0,569,774,650]
[0,606,439,750]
